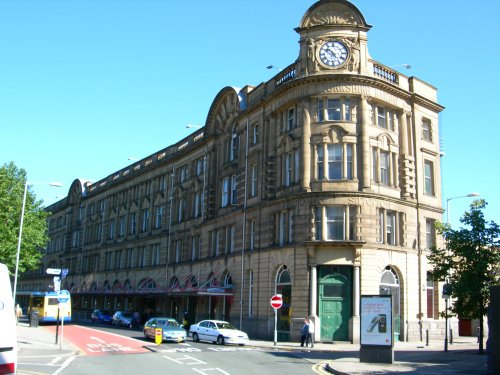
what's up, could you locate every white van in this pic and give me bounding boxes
[0,263,17,374]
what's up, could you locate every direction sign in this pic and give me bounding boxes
[57,289,70,303]
[46,268,61,275]
[270,294,283,309]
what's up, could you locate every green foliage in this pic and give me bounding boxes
[0,162,48,275]
[428,199,500,353]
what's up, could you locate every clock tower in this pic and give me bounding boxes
[295,0,372,77]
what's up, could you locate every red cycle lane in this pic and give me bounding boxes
[43,324,151,356]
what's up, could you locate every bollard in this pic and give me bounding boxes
[449,328,453,344]
[426,329,429,346]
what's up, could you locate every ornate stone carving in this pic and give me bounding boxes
[302,4,361,28]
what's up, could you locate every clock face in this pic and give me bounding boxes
[319,40,348,67]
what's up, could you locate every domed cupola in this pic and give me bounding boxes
[295,0,372,77]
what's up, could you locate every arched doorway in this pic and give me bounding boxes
[319,273,351,341]
[275,266,291,341]
[379,267,401,341]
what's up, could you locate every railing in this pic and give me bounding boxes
[276,65,297,87]
[372,62,399,84]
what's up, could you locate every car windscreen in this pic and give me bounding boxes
[216,322,236,330]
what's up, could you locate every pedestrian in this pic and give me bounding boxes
[307,317,315,347]
[300,318,310,347]
[15,304,22,325]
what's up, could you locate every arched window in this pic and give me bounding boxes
[380,267,401,341]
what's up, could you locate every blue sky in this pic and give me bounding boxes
[1,0,498,230]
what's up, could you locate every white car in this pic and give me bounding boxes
[190,319,249,346]
[0,263,17,374]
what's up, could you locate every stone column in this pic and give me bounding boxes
[301,104,311,191]
[360,97,371,190]
[351,255,361,344]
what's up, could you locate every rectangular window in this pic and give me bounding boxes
[130,213,136,234]
[346,144,353,180]
[315,207,323,240]
[317,146,324,180]
[422,118,432,141]
[231,175,237,205]
[344,99,351,121]
[380,151,390,185]
[287,107,295,130]
[251,164,258,197]
[230,130,238,161]
[285,153,292,186]
[252,124,259,144]
[377,106,386,128]
[177,197,185,222]
[424,160,435,195]
[288,210,293,243]
[328,144,342,180]
[386,211,396,245]
[175,241,181,263]
[279,212,286,245]
[317,99,324,122]
[327,99,341,121]
[142,209,149,232]
[194,191,201,218]
[160,176,167,191]
[326,206,344,240]
[119,216,126,236]
[152,244,160,266]
[249,219,255,250]
[222,177,229,207]
[348,206,356,240]
[155,206,163,229]
[109,219,115,240]
[196,158,203,176]
[294,150,300,183]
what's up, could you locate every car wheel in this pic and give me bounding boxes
[144,331,149,340]
[192,333,199,342]
[239,344,245,346]
[217,335,225,345]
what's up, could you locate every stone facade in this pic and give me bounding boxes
[18,0,447,343]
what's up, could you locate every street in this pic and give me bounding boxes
[17,323,329,375]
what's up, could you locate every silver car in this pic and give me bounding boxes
[143,317,186,342]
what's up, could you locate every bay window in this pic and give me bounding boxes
[314,206,357,241]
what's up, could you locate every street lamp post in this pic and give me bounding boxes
[443,192,480,352]
[13,181,63,301]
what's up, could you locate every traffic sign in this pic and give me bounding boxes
[46,268,61,275]
[61,268,69,278]
[270,294,283,309]
[155,328,163,345]
[57,289,70,303]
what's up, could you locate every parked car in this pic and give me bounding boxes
[189,320,249,346]
[143,317,186,343]
[91,309,113,324]
[111,311,134,327]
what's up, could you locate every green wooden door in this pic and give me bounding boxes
[319,274,351,341]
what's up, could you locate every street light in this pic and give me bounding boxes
[13,181,63,301]
[266,65,281,71]
[186,124,202,129]
[443,192,480,351]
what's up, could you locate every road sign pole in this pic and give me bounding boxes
[60,304,64,350]
[274,308,277,346]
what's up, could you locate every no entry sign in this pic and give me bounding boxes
[270,294,283,309]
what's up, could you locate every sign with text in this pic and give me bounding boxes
[360,295,392,347]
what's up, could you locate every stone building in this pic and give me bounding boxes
[19,0,446,343]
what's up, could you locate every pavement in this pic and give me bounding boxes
[17,319,488,374]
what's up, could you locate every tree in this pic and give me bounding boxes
[428,199,500,354]
[0,162,49,276]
